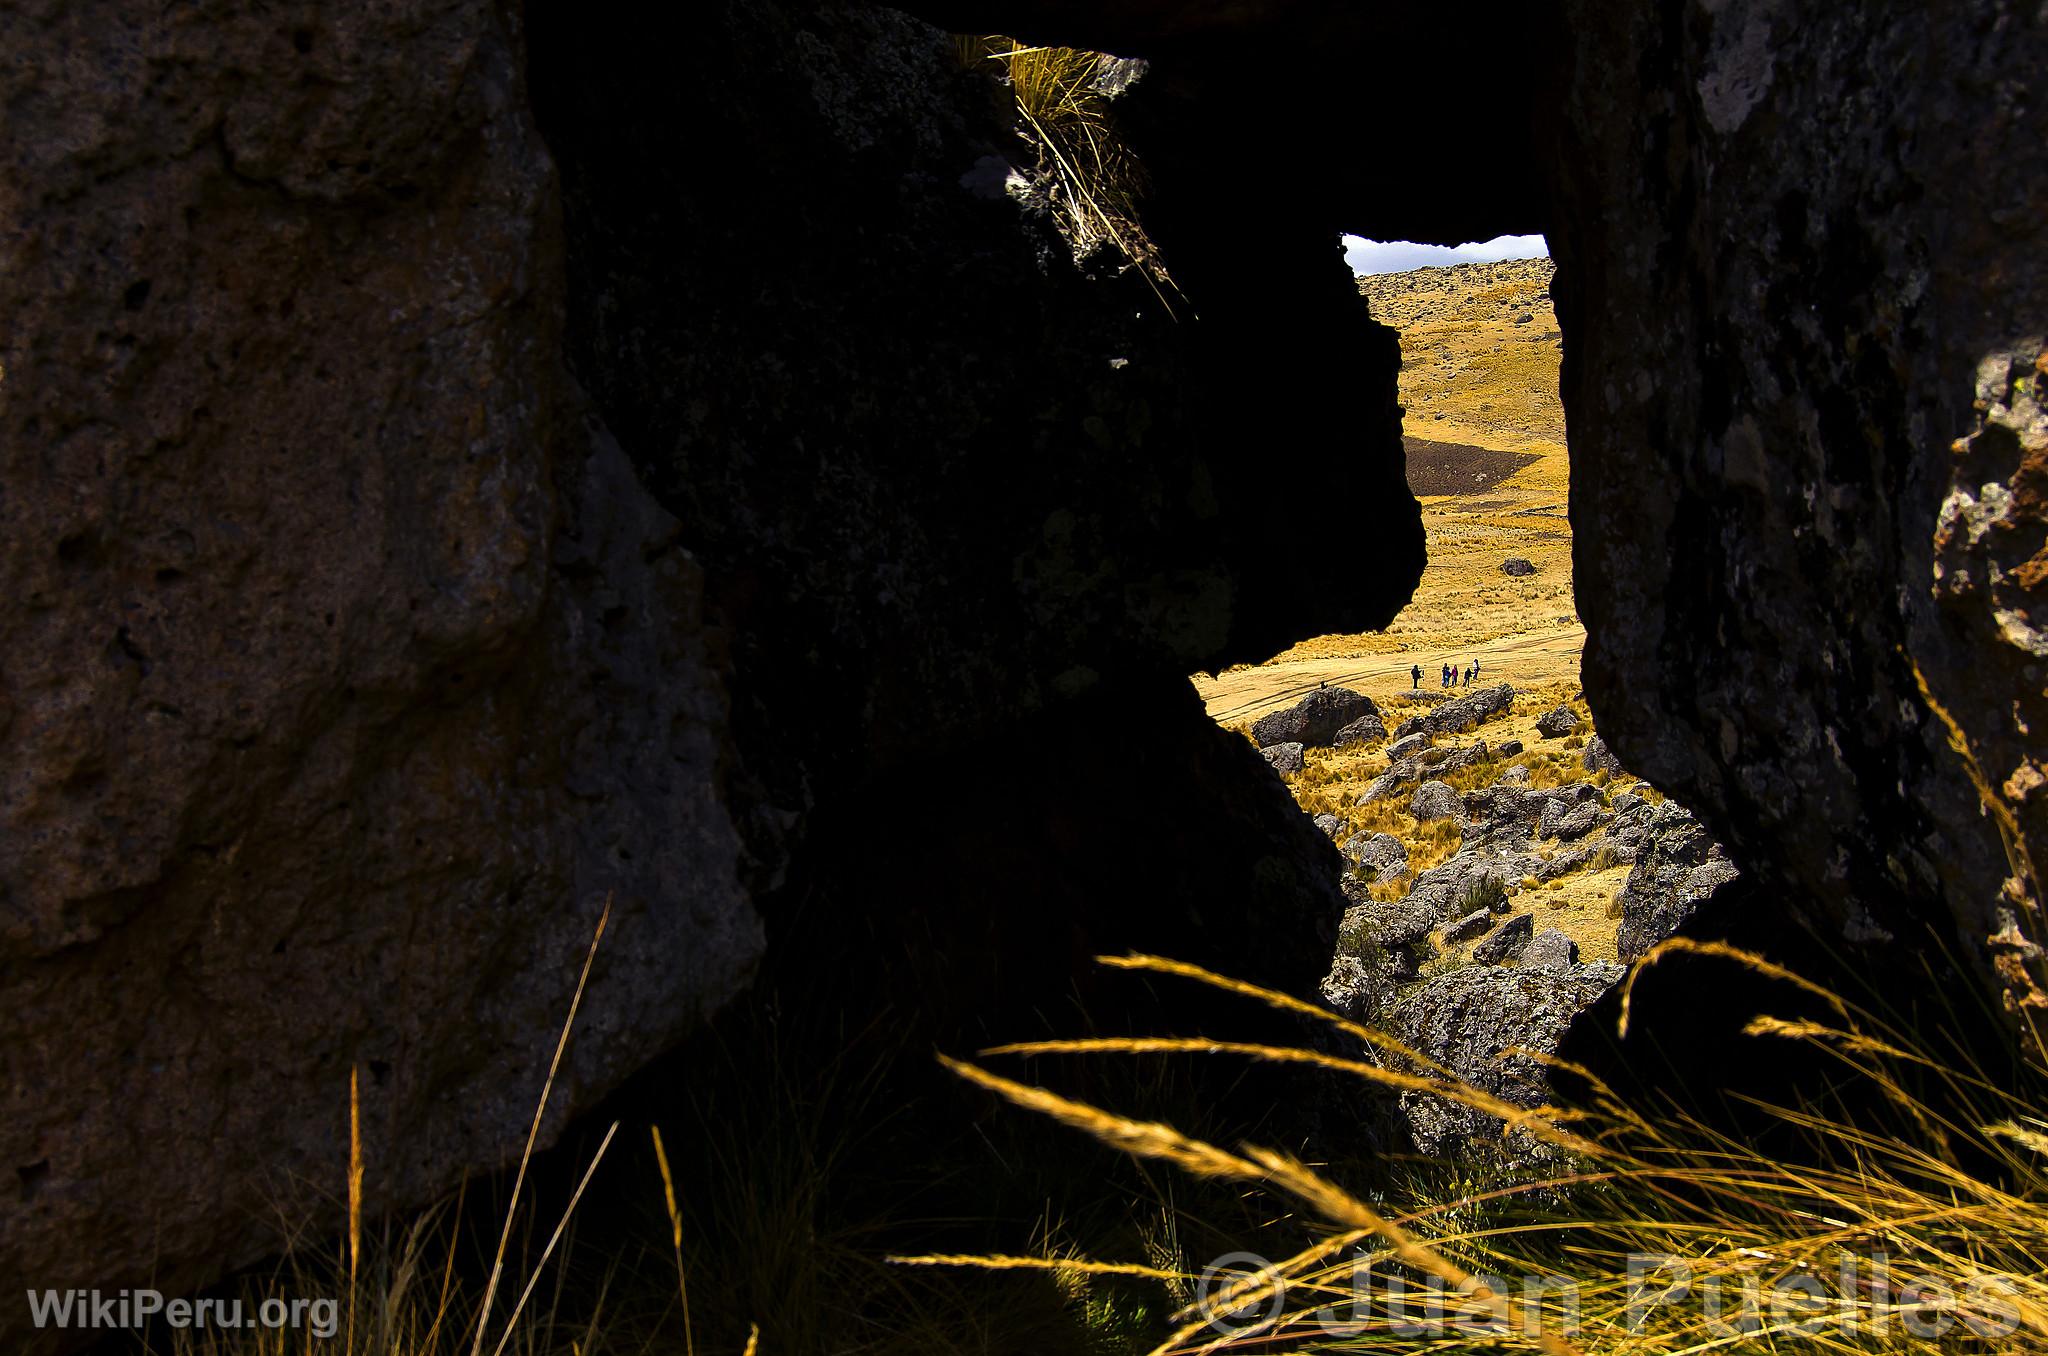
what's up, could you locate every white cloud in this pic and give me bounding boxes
[1342,233,1550,277]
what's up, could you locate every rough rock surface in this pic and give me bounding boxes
[1261,741,1306,774]
[1252,687,1381,749]
[1471,911,1536,965]
[1,0,1424,1324]
[1616,801,1744,962]
[1410,780,1463,822]
[1395,683,1514,738]
[1343,831,1409,880]
[1522,928,1580,970]
[0,0,761,1313]
[1389,962,1624,1158]
[1553,1,2048,1018]
[1501,557,1537,576]
[1580,735,1625,775]
[1535,705,1581,738]
[1332,712,1389,748]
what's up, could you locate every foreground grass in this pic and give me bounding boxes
[916,951,2048,1354]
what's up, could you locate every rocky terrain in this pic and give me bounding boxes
[1214,256,1747,1158]
[1243,679,1740,1158]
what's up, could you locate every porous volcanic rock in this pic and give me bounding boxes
[1616,801,1744,962]
[1389,962,1624,1159]
[1552,1,2048,1019]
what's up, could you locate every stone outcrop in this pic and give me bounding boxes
[0,0,760,1315]
[1,0,1420,1326]
[1551,2,2048,1020]
[1394,683,1514,738]
[1389,962,1624,1160]
[1616,802,1744,962]
[1251,687,1381,748]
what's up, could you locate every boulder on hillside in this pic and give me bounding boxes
[1521,929,1580,970]
[1252,686,1380,748]
[1319,953,1396,1021]
[1389,962,1624,1160]
[1410,779,1463,821]
[1535,705,1580,738]
[1394,682,1515,739]
[1343,831,1410,880]
[1581,734,1626,774]
[1333,713,1388,748]
[1501,557,1538,576]
[1472,911,1536,964]
[1386,732,1430,760]
[1260,741,1306,774]
[1312,812,1344,839]
[1616,801,1741,960]
[1443,908,1495,944]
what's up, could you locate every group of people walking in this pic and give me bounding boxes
[1411,659,1481,689]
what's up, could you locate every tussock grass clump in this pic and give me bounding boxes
[919,950,2048,1355]
[964,36,1179,304]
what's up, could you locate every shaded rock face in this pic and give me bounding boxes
[1,0,1422,1326]
[0,0,758,1315]
[1390,963,1624,1161]
[1616,802,1743,963]
[1551,2,2048,1016]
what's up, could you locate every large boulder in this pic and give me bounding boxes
[1260,741,1307,775]
[1389,962,1626,1159]
[1410,779,1464,821]
[0,0,762,1314]
[1616,801,1744,961]
[1,0,1430,1324]
[1552,1,2048,1019]
[1471,911,1536,965]
[1394,682,1515,738]
[1535,705,1581,738]
[1252,687,1381,749]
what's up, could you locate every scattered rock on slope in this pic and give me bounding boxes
[1501,557,1537,576]
[1252,687,1381,748]
[1395,683,1514,738]
[1261,741,1306,775]
[1535,705,1580,738]
[1410,780,1463,821]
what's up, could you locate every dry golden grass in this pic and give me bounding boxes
[925,951,2048,1355]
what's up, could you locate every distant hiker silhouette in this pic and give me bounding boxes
[1410,664,1422,689]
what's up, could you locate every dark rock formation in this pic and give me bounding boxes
[1,0,1421,1326]
[1333,713,1389,748]
[1581,734,1625,775]
[1472,911,1536,965]
[1343,831,1409,881]
[1535,705,1581,738]
[1522,928,1580,970]
[1410,780,1463,821]
[1552,1,2048,1020]
[0,0,760,1315]
[1501,557,1538,576]
[1252,687,1381,748]
[1395,682,1515,738]
[1616,802,1744,962]
[1390,962,1624,1159]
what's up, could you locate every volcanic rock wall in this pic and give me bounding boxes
[0,0,1411,1325]
[1549,1,2048,1016]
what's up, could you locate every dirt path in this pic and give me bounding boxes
[1195,621,1585,726]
